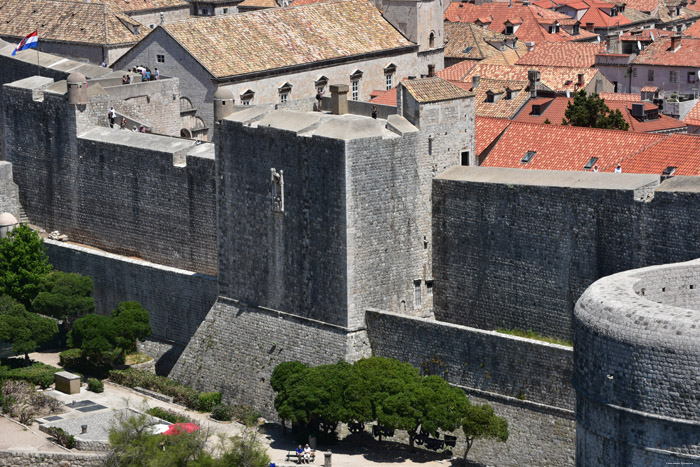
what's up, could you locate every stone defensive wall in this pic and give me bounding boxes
[366,309,575,466]
[45,239,217,371]
[0,161,20,221]
[2,78,218,275]
[574,259,700,466]
[433,167,700,340]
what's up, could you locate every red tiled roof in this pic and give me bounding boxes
[633,36,700,67]
[462,62,602,92]
[515,42,604,68]
[480,121,665,172]
[617,0,658,12]
[369,88,397,106]
[598,92,640,101]
[622,134,700,175]
[475,116,512,155]
[684,18,700,38]
[436,60,476,81]
[620,28,671,41]
[444,2,597,44]
[683,99,700,126]
[640,86,658,92]
[472,78,531,118]
[580,5,632,28]
[514,95,686,132]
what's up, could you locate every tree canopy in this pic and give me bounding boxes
[562,91,630,131]
[31,271,95,325]
[0,295,58,363]
[0,225,52,308]
[68,301,151,363]
[271,357,508,457]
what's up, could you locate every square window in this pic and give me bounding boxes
[157,54,165,63]
[223,8,228,13]
[689,72,697,83]
[670,71,677,83]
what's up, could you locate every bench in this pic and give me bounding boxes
[285,450,316,464]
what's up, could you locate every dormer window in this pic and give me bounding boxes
[611,7,618,16]
[384,63,397,90]
[573,23,580,34]
[506,25,514,34]
[240,89,255,105]
[531,104,542,116]
[278,82,293,104]
[315,75,328,94]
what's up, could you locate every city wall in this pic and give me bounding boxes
[2,81,218,275]
[44,239,217,350]
[0,162,20,220]
[433,167,700,340]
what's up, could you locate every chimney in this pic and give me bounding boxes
[577,73,585,87]
[472,75,481,90]
[526,41,535,52]
[670,34,682,50]
[329,84,348,115]
[528,69,540,98]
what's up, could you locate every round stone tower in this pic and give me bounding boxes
[213,87,235,122]
[0,212,19,238]
[66,72,88,105]
[574,259,700,466]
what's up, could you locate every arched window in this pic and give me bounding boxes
[429,31,435,48]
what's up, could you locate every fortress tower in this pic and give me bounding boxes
[170,80,474,412]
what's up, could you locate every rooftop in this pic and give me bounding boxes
[444,22,529,64]
[445,2,598,44]
[621,134,700,175]
[471,78,531,118]
[683,99,700,126]
[401,77,474,103]
[436,60,476,81]
[462,62,601,92]
[475,116,512,155]
[633,36,700,67]
[107,0,189,12]
[515,42,605,68]
[157,0,414,79]
[0,0,147,46]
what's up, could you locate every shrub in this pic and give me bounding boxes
[232,405,261,427]
[196,392,222,412]
[59,348,82,367]
[211,404,234,422]
[87,378,104,393]
[109,369,218,412]
[146,406,192,424]
[47,427,76,449]
[0,360,60,389]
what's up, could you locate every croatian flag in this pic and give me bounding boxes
[12,31,38,56]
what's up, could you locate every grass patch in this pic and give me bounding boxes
[125,353,152,365]
[497,328,572,347]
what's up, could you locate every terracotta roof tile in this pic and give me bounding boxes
[684,18,700,38]
[0,0,147,46]
[444,22,529,64]
[683,99,700,126]
[445,2,597,44]
[472,78,531,118]
[514,95,686,132]
[160,0,414,79]
[462,62,601,92]
[622,134,700,175]
[401,77,474,103]
[436,60,476,81]
[598,92,641,101]
[620,28,671,41]
[515,41,605,68]
[108,0,188,12]
[640,86,659,92]
[238,0,278,8]
[633,36,700,67]
[579,5,632,28]
[620,0,659,12]
[369,88,397,106]
[476,116,512,155]
[481,121,665,172]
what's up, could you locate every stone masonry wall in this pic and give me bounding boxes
[45,239,217,347]
[365,310,574,409]
[366,309,576,465]
[0,450,107,467]
[170,299,370,417]
[0,162,20,220]
[3,84,217,274]
[432,168,700,340]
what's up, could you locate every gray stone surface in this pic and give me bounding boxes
[574,258,700,465]
[45,239,217,348]
[0,450,107,467]
[433,166,700,340]
[0,162,21,221]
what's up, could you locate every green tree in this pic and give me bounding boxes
[67,313,115,362]
[0,295,58,364]
[0,225,52,308]
[562,90,630,130]
[211,429,271,467]
[31,271,95,330]
[461,403,509,460]
[111,302,152,357]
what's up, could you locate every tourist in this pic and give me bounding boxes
[303,444,312,463]
[120,117,127,130]
[108,107,116,128]
[126,75,131,84]
[371,104,377,119]
[295,445,303,464]
[122,75,127,85]
[132,126,138,132]
[140,125,146,133]
[614,164,622,173]
[154,68,160,80]
[593,164,599,172]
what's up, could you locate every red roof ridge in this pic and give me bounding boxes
[603,134,669,172]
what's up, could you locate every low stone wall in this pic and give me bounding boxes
[0,450,107,467]
[365,309,576,466]
[45,240,218,348]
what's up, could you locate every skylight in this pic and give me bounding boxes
[521,151,536,163]
[584,157,599,170]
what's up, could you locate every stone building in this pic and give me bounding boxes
[0,0,148,65]
[108,0,192,29]
[629,35,700,94]
[112,0,431,139]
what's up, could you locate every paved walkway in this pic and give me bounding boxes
[12,351,465,466]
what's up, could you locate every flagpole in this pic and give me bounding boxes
[36,30,40,77]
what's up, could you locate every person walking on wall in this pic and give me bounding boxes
[108,107,116,128]
[154,68,160,80]
[371,104,378,119]
[614,164,622,173]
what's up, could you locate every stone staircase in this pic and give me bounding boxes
[18,205,29,224]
